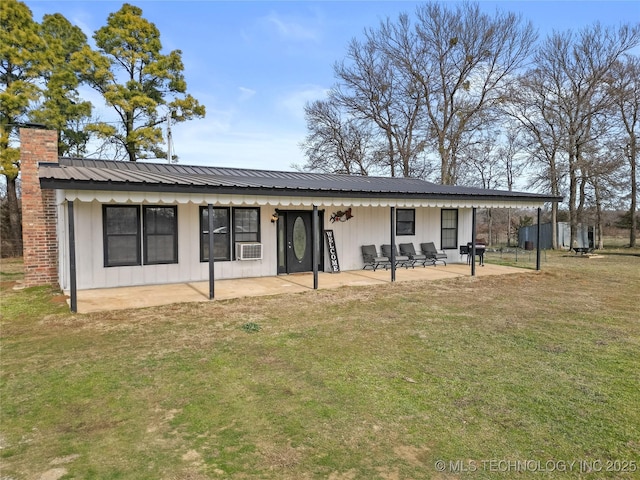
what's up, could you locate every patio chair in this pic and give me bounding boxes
[399,242,432,267]
[381,244,415,268]
[420,242,447,266]
[361,245,391,271]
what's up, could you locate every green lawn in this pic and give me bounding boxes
[1,253,639,479]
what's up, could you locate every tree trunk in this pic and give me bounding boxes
[126,111,136,162]
[439,136,450,185]
[568,157,579,249]
[5,175,22,256]
[594,179,604,250]
[507,208,512,247]
[578,169,588,228]
[486,208,493,247]
[629,137,637,248]
[551,205,558,250]
[548,154,560,250]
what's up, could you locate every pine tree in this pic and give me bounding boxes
[85,3,205,162]
[0,0,44,254]
[30,13,93,157]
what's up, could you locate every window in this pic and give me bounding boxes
[441,209,458,249]
[200,207,230,261]
[233,208,259,243]
[103,205,141,267]
[396,209,415,236]
[143,206,177,264]
[103,205,178,267]
[200,207,260,261]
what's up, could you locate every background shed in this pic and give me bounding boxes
[518,222,596,250]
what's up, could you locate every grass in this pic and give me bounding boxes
[1,252,639,479]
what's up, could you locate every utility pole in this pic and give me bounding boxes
[166,112,173,163]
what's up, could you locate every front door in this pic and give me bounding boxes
[277,210,317,274]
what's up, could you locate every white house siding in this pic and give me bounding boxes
[62,201,459,290]
[324,206,450,271]
[56,189,543,290]
[56,197,69,291]
[63,201,280,290]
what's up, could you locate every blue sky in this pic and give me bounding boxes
[24,1,640,171]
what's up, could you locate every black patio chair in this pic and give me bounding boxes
[361,245,391,271]
[399,243,432,267]
[420,242,447,266]
[381,244,415,268]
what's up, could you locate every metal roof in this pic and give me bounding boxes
[38,157,561,203]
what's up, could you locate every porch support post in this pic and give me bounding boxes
[68,201,77,313]
[312,204,319,289]
[208,204,215,299]
[471,207,477,277]
[390,206,396,282]
[536,207,542,271]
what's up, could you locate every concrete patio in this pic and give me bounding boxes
[70,263,529,314]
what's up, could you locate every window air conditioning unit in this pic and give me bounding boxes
[236,242,263,260]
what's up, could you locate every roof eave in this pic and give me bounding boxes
[39,178,563,204]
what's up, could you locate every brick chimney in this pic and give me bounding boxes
[20,127,59,287]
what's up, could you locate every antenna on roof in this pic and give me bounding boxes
[166,112,173,164]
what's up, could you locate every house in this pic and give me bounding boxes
[20,127,561,311]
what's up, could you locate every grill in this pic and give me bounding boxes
[461,243,486,265]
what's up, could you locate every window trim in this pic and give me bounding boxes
[396,208,416,236]
[143,205,178,265]
[103,205,141,267]
[441,209,458,250]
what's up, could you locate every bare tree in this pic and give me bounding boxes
[333,26,426,177]
[498,126,528,246]
[460,130,502,245]
[315,2,536,184]
[586,144,627,249]
[299,97,376,175]
[607,55,639,247]
[408,2,536,184]
[458,124,526,245]
[460,129,502,189]
[533,24,640,247]
[504,69,566,249]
